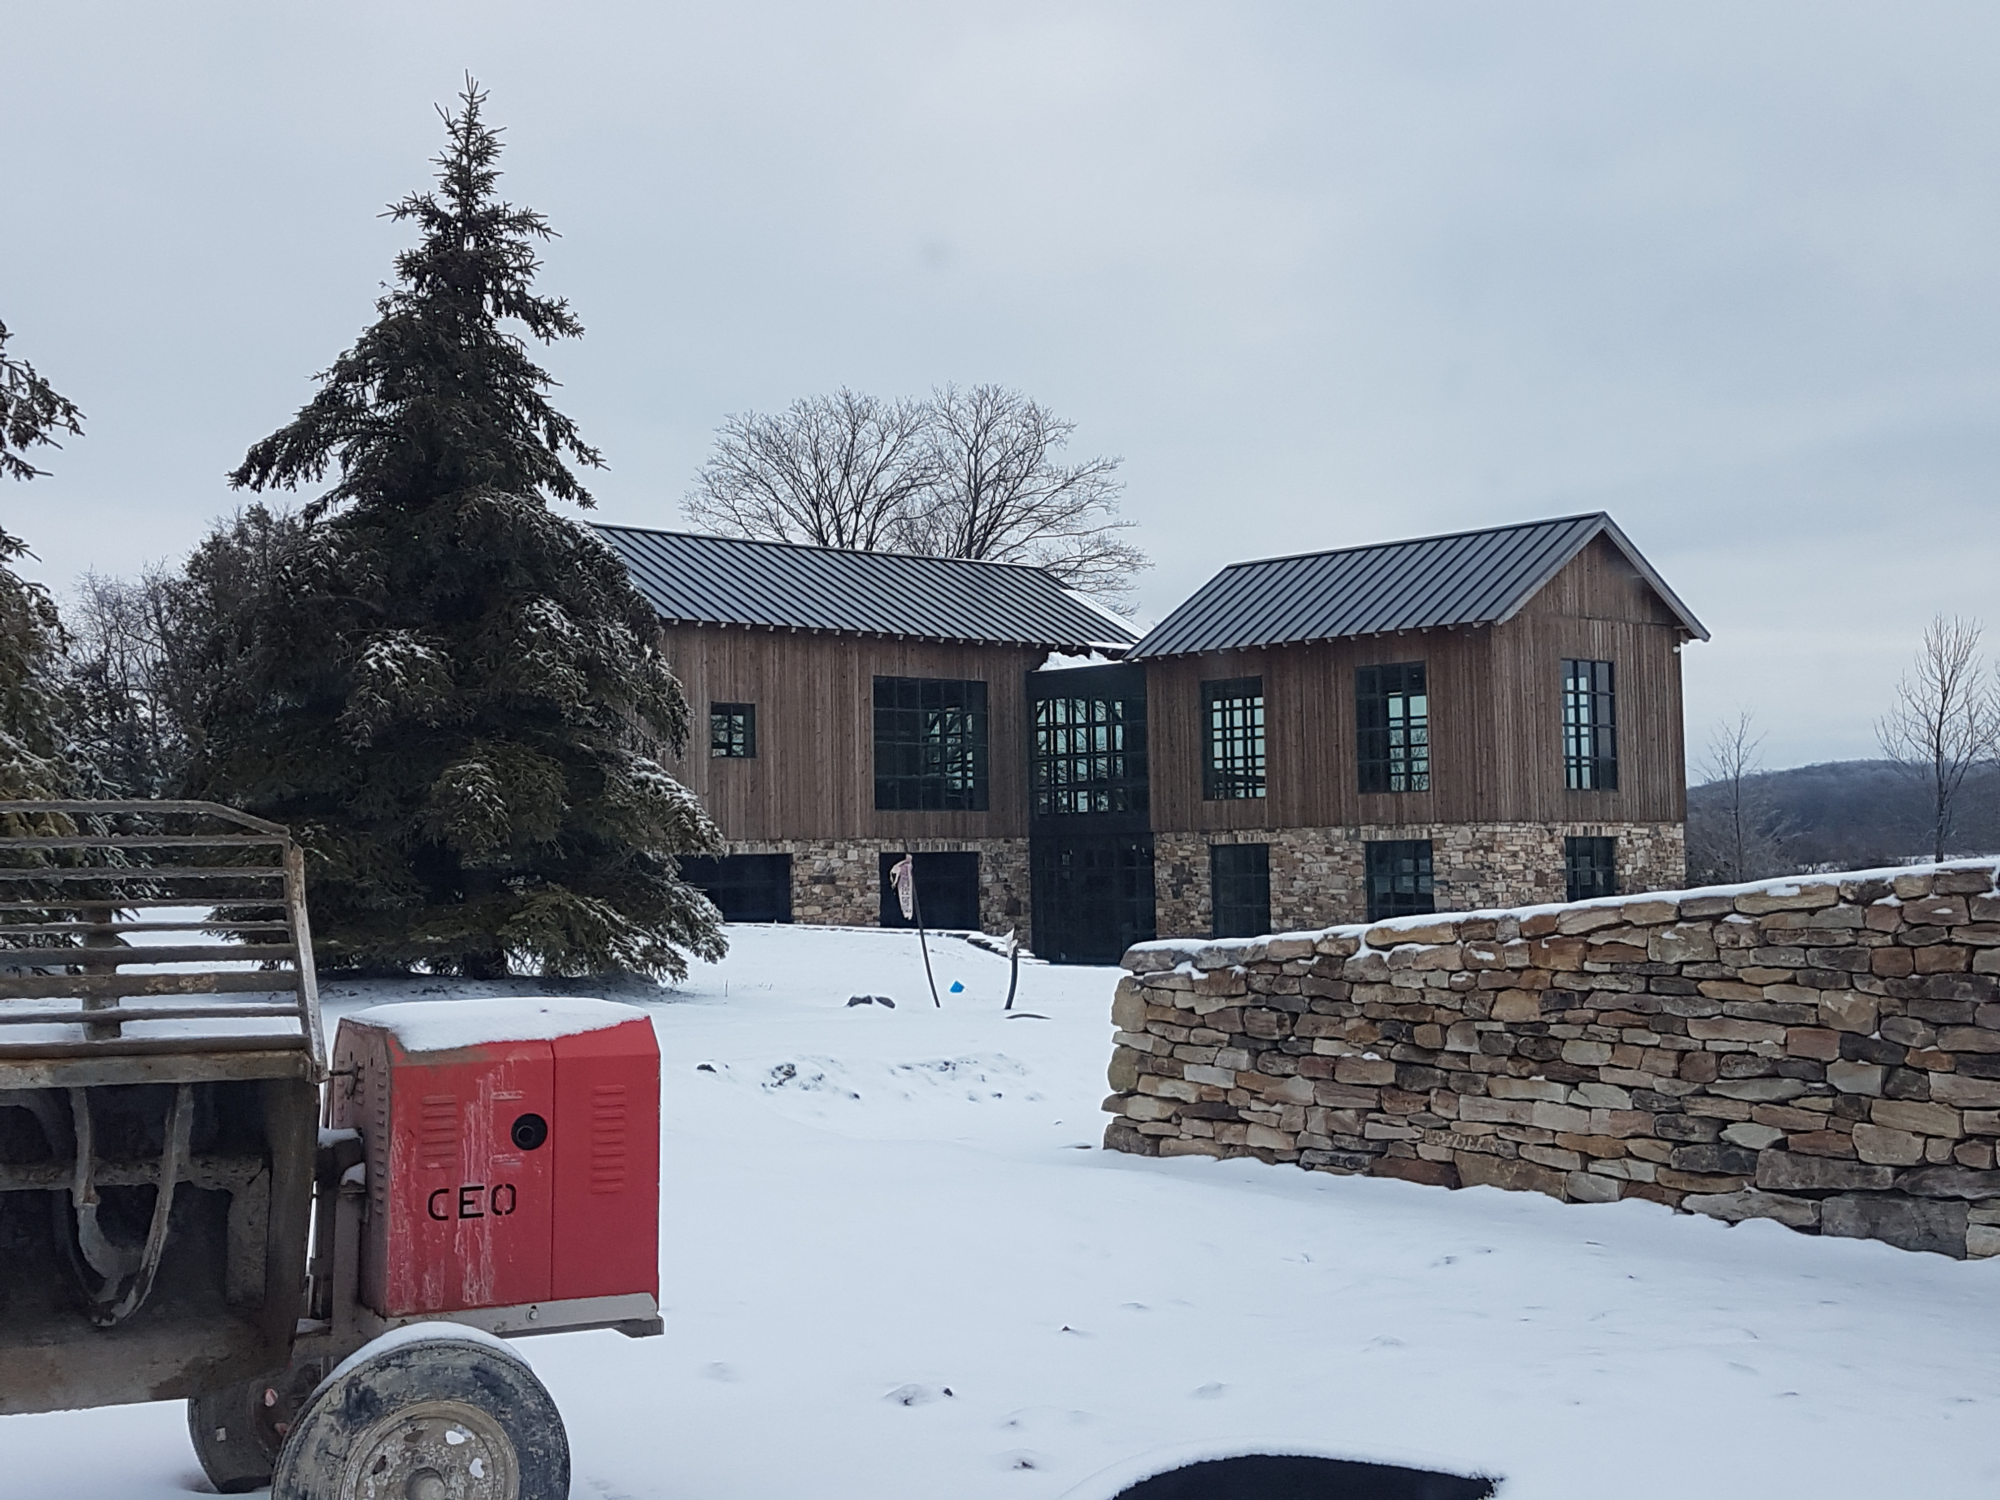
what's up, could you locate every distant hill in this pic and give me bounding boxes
[1685,758,2000,883]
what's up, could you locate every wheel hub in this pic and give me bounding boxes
[340,1400,519,1500]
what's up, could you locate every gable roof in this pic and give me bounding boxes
[1125,512,1706,660]
[594,525,1138,653]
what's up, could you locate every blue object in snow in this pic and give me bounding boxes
[948,980,965,993]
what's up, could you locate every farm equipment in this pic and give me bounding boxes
[0,802,661,1497]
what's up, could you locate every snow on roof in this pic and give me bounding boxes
[346,996,650,1052]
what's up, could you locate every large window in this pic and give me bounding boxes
[710,702,756,759]
[1364,840,1435,922]
[1357,662,1429,793]
[1033,695,1148,817]
[1564,836,1617,903]
[678,854,791,923]
[873,677,989,811]
[1562,659,1618,790]
[1201,677,1265,800]
[1211,843,1271,939]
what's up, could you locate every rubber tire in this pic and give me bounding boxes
[187,1375,286,1494]
[271,1329,569,1500]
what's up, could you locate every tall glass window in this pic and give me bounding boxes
[1562,659,1618,790]
[1357,662,1429,793]
[1210,843,1272,938]
[1032,695,1148,817]
[1201,677,1265,800]
[873,677,989,811]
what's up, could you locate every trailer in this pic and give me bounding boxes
[0,802,661,1498]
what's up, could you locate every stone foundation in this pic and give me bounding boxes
[1105,858,2000,1259]
[720,837,1030,943]
[1152,822,1685,939]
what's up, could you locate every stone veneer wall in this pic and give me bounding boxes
[1152,822,1685,939]
[722,838,1030,943]
[1104,858,2000,1259]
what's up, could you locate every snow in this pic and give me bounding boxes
[348,996,648,1051]
[8,923,2000,1497]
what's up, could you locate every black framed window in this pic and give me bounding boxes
[1201,677,1265,800]
[1357,662,1429,793]
[1033,695,1148,817]
[677,853,791,923]
[1564,837,1618,903]
[873,677,989,811]
[1562,659,1618,790]
[710,703,756,758]
[1364,840,1434,922]
[1211,843,1271,939]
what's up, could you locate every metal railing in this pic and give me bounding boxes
[0,801,324,1071]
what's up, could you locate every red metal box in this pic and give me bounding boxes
[330,998,660,1318]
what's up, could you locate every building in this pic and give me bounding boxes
[594,525,1137,945]
[599,512,1705,963]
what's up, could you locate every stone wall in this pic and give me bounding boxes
[722,837,1031,942]
[1103,859,2000,1258]
[1151,822,1685,939]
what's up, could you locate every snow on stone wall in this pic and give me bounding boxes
[1103,859,2000,1259]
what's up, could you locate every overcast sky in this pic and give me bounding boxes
[8,2,1999,769]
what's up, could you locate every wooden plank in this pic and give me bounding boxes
[0,866,285,882]
[0,922,290,936]
[0,1033,311,1063]
[0,1003,303,1026]
[0,799,292,836]
[0,971,302,1000]
[0,943,300,967]
[0,835,285,850]
[0,1047,317,1089]
[0,898,285,912]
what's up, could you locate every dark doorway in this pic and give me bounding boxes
[878,851,981,930]
[1114,1454,1496,1500]
[678,854,792,923]
[1031,833,1156,965]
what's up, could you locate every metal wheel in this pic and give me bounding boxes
[187,1358,327,1493]
[272,1327,568,1500]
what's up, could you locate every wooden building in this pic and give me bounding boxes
[599,513,1705,964]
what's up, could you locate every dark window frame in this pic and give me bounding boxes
[1201,676,1266,801]
[1562,659,1618,791]
[710,702,757,759]
[1364,839,1435,922]
[1210,843,1272,939]
[873,677,990,812]
[1032,693,1149,818]
[1357,661,1430,794]
[1564,836,1618,903]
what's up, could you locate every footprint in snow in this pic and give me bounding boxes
[701,1362,741,1382]
[885,1383,954,1406]
[1192,1382,1226,1399]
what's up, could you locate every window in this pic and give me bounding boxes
[873,678,989,811]
[1211,843,1271,939]
[1201,677,1265,800]
[1357,662,1429,793]
[1364,840,1434,922]
[678,854,791,923]
[1033,694,1148,817]
[1564,837,1617,903]
[1562,659,1618,790]
[1031,834,1156,965]
[710,703,756,758]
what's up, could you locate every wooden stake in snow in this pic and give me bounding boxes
[1003,928,1020,1010]
[890,853,941,1008]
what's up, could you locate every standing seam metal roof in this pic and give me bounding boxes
[1126,513,1706,659]
[593,524,1138,651]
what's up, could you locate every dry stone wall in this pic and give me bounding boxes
[1104,859,2000,1259]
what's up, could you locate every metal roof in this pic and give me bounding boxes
[1126,512,1707,659]
[594,525,1139,652]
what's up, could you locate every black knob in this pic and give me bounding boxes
[510,1112,549,1151]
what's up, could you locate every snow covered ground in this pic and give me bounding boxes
[7,923,2000,1498]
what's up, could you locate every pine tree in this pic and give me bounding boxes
[194,82,724,979]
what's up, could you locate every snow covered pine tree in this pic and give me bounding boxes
[195,81,725,980]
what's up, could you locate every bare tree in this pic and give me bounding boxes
[685,389,933,551]
[684,384,1148,602]
[1877,615,2000,862]
[898,384,1146,601]
[1687,710,1789,883]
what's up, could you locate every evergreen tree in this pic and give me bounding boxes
[195,82,724,979]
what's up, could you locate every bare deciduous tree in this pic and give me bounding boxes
[899,384,1144,601]
[1877,615,2000,862]
[1687,709,1789,883]
[685,389,932,552]
[684,384,1147,601]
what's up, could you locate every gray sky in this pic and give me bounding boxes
[8,2,1999,770]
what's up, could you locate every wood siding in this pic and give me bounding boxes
[1147,536,1688,832]
[658,625,1045,842]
